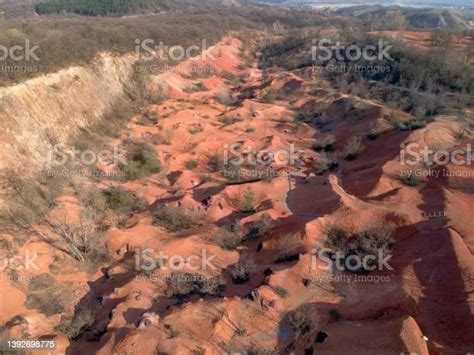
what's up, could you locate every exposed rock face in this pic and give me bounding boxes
[0,52,136,172]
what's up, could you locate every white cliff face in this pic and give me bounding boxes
[0,52,136,171]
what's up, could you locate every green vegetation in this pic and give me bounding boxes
[183,82,209,93]
[35,0,171,16]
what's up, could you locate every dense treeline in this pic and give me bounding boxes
[35,0,171,16]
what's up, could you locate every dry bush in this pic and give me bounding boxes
[216,229,244,250]
[102,186,148,214]
[230,254,255,284]
[324,223,395,271]
[153,205,201,231]
[215,91,237,106]
[219,115,243,125]
[312,155,338,175]
[246,214,274,239]
[57,308,95,341]
[183,82,209,93]
[341,136,364,161]
[224,187,258,214]
[287,309,311,335]
[185,160,199,170]
[26,276,67,316]
[119,141,161,181]
[312,134,336,152]
[71,98,135,152]
[275,234,303,262]
[401,171,421,186]
[166,272,224,298]
[324,225,349,251]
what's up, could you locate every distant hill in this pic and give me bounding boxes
[335,5,474,31]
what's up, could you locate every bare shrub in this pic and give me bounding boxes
[215,90,237,106]
[230,254,255,284]
[225,188,257,213]
[102,186,148,214]
[153,205,201,231]
[288,309,311,335]
[216,229,244,250]
[119,141,161,180]
[341,136,364,161]
[312,155,338,175]
[166,272,224,298]
[312,134,336,152]
[219,115,243,126]
[57,309,95,341]
[324,223,395,272]
[275,234,303,262]
[247,214,274,239]
[401,171,421,186]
